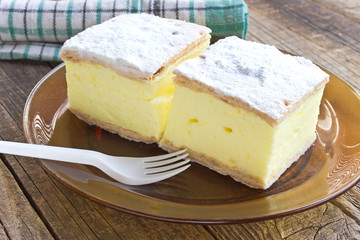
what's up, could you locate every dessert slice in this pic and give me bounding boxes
[60,14,211,143]
[160,36,329,189]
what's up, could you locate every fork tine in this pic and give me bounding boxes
[144,153,189,168]
[145,159,191,175]
[146,162,191,177]
[142,149,187,162]
[140,164,191,184]
[126,163,191,185]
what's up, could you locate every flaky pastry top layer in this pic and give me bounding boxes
[174,36,329,126]
[60,13,211,81]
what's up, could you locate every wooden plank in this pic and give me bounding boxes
[246,1,360,91]
[311,0,360,23]
[0,60,54,129]
[0,154,54,240]
[246,0,360,50]
[332,185,360,225]
[0,222,10,240]
[0,102,54,239]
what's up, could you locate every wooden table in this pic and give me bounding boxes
[1,0,359,239]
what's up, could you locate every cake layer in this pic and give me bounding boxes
[160,83,325,189]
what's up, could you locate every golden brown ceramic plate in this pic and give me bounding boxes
[23,63,360,224]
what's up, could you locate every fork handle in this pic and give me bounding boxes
[0,140,101,166]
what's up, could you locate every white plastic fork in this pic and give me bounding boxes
[0,141,190,185]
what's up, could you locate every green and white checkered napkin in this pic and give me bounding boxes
[0,0,248,61]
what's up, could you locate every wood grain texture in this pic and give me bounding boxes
[0,0,360,239]
[0,155,54,240]
[246,0,360,91]
[311,0,360,23]
[1,99,53,239]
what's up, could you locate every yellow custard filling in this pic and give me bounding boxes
[160,83,325,188]
[64,41,209,142]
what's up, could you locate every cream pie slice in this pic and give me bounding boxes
[60,13,211,143]
[160,36,329,189]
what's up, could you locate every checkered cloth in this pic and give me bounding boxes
[0,0,248,61]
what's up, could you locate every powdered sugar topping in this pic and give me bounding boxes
[61,14,211,80]
[174,36,329,120]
